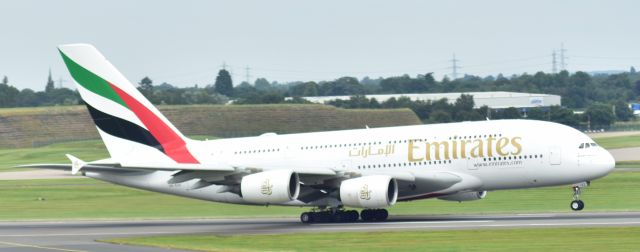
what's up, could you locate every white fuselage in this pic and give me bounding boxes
[87,119,615,207]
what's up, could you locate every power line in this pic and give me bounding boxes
[552,50,557,74]
[559,43,568,71]
[450,53,460,79]
[245,66,251,84]
[57,77,68,89]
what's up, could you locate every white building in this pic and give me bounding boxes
[292,92,561,109]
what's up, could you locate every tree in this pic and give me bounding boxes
[138,76,154,98]
[585,103,615,130]
[614,100,633,121]
[497,107,521,119]
[16,88,40,107]
[320,77,364,96]
[254,78,271,91]
[290,82,319,97]
[526,107,547,120]
[0,83,19,107]
[1,76,7,85]
[548,106,580,128]
[45,70,55,93]
[429,110,452,123]
[631,66,637,74]
[214,69,233,96]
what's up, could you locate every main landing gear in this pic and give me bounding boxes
[300,208,389,223]
[570,181,589,211]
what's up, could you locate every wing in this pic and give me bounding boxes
[20,155,480,203]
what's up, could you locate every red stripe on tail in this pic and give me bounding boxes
[109,83,199,164]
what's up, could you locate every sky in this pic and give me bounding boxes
[1,0,639,91]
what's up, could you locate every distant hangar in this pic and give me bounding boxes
[295,92,561,109]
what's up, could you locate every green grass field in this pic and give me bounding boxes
[0,136,217,172]
[616,161,640,168]
[0,140,108,172]
[104,227,640,252]
[0,171,638,221]
[594,134,640,149]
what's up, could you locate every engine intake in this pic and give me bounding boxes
[339,175,398,208]
[241,170,300,204]
[438,191,487,202]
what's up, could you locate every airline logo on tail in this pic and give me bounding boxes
[58,44,199,164]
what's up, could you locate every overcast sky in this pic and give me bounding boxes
[1,0,638,90]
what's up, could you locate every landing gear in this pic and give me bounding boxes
[570,182,589,211]
[300,208,390,223]
[300,208,359,224]
[360,209,388,222]
[570,200,584,211]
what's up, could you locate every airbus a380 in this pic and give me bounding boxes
[24,44,615,223]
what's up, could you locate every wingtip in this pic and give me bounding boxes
[66,154,86,175]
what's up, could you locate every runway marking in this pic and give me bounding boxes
[2,220,640,238]
[487,221,640,227]
[316,220,493,226]
[0,231,183,238]
[514,214,556,217]
[0,240,86,252]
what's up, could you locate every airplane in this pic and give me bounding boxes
[22,44,616,223]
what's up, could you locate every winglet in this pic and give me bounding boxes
[66,154,86,175]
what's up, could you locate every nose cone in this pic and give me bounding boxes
[592,149,616,178]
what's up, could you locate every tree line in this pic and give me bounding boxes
[1,68,638,129]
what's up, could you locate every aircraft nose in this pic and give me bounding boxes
[595,149,616,176]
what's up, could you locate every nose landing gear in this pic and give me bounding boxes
[570,181,589,211]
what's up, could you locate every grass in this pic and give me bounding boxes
[0,140,108,172]
[0,136,216,172]
[0,104,420,148]
[616,161,640,168]
[0,171,638,221]
[104,227,640,252]
[594,134,640,149]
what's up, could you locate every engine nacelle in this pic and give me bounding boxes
[438,191,487,202]
[340,175,398,208]
[240,170,300,204]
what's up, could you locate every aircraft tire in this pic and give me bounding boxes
[570,200,584,211]
[374,209,389,221]
[300,212,313,223]
[362,209,374,221]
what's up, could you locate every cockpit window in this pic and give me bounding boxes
[579,143,584,149]
[590,143,598,147]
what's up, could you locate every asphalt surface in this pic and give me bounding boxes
[1,212,640,252]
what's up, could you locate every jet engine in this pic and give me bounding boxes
[241,170,300,204]
[438,191,487,202]
[339,175,398,208]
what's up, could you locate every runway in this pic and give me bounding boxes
[1,212,640,252]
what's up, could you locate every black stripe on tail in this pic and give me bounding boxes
[84,103,165,153]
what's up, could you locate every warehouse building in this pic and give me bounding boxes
[294,91,561,109]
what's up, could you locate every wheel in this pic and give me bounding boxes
[349,210,359,222]
[300,212,313,223]
[334,211,347,223]
[374,209,389,221]
[570,200,583,211]
[360,209,373,221]
[315,211,331,223]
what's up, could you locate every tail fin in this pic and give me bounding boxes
[58,44,199,164]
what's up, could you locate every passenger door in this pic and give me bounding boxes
[549,146,562,165]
